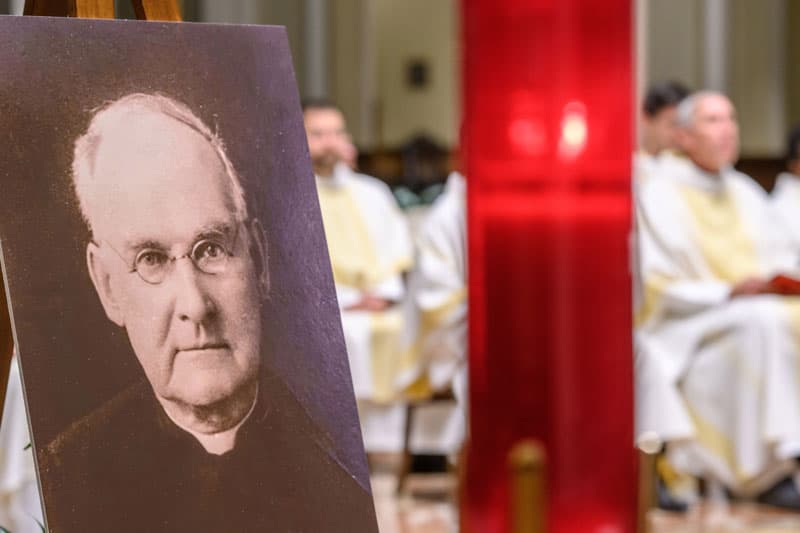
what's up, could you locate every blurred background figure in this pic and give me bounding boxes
[399,167,467,486]
[636,91,800,512]
[410,169,467,424]
[303,100,415,456]
[635,80,690,183]
[771,124,800,248]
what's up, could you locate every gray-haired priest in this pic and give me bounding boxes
[635,90,800,511]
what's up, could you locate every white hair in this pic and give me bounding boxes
[72,93,248,235]
[675,90,724,129]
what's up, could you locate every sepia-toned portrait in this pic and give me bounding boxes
[0,15,377,533]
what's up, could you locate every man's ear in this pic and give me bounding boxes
[789,159,800,177]
[248,218,270,300]
[87,242,125,327]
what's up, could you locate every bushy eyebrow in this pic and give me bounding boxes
[122,222,236,253]
[194,223,234,241]
[125,239,164,253]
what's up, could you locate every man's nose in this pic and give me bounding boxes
[172,258,217,323]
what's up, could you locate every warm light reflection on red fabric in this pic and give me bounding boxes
[558,101,588,160]
[509,117,548,157]
[462,0,635,532]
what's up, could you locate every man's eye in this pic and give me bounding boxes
[194,240,227,261]
[136,251,168,269]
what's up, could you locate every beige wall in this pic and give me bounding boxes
[645,0,703,90]
[728,0,785,157]
[330,0,375,147]
[373,0,459,149]
[196,0,460,151]
[330,0,460,150]
[787,1,800,135]
[644,0,789,157]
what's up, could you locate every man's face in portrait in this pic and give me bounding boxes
[85,111,265,411]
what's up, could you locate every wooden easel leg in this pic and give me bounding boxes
[25,0,182,20]
[24,0,115,18]
[24,0,72,16]
[131,0,181,21]
[73,0,115,19]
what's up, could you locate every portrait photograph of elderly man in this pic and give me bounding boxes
[0,16,377,533]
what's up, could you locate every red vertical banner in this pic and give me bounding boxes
[462,1,636,532]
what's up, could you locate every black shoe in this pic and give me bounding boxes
[657,475,689,512]
[757,476,800,510]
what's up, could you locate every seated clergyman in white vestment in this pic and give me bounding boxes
[635,91,800,510]
[631,82,691,331]
[303,100,414,453]
[771,124,800,250]
[634,81,690,184]
[407,171,468,454]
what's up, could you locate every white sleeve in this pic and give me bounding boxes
[635,182,731,325]
[334,283,362,309]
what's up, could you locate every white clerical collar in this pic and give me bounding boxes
[635,148,680,161]
[447,171,465,188]
[160,384,259,455]
[671,157,729,193]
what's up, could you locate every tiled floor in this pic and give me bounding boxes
[371,453,457,533]
[42,457,791,532]
[372,472,457,533]
[372,458,800,532]
[649,503,800,532]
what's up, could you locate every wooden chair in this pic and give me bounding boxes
[395,384,458,494]
[638,449,657,533]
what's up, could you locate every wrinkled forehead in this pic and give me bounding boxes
[695,94,735,120]
[88,113,239,245]
[93,111,218,173]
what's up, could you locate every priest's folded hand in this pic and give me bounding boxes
[345,294,392,312]
[730,277,770,298]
